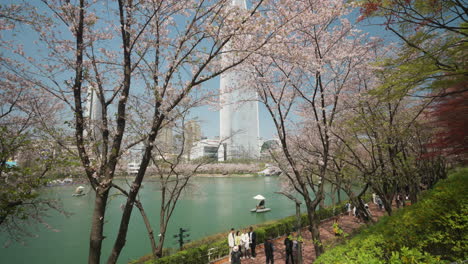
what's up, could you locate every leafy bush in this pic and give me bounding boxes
[316,168,468,264]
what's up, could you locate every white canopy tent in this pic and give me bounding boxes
[253,194,265,200]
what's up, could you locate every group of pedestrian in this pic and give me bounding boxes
[228,227,301,264]
[283,232,299,264]
[228,226,257,263]
[345,201,371,222]
[395,193,410,207]
[373,192,410,211]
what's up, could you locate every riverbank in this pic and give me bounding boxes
[45,161,269,182]
[114,172,265,180]
[130,197,360,264]
[45,172,266,186]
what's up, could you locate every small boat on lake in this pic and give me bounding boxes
[250,207,271,213]
[250,194,271,213]
[73,186,85,197]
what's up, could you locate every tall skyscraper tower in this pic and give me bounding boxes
[84,86,102,142]
[219,0,260,160]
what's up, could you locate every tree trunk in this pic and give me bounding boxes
[308,214,323,257]
[319,199,325,210]
[336,181,342,204]
[295,202,303,264]
[304,196,323,257]
[347,184,373,223]
[155,221,168,258]
[382,194,393,216]
[89,191,109,264]
[135,201,157,260]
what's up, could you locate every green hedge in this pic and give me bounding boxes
[315,168,468,264]
[135,199,352,264]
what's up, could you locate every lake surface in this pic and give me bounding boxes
[0,176,342,263]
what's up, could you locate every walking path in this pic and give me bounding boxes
[213,203,389,264]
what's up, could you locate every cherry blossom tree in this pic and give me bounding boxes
[1,0,290,263]
[330,65,448,216]
[0,74,67,243]
[0,4,71,243]
[244,0,380,257]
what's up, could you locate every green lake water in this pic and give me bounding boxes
[0,176,342,263]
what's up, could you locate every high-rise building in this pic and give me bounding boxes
[219,0,260,160]
[184,120,202,160]
[157,125,174,154]
[84,86,102,142]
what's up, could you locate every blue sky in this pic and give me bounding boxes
[3,0,398,141]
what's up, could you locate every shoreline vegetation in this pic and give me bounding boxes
[46,162,270,183]
[130,195,372,264]
[43,173,263,189]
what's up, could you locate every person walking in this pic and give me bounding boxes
[292,238,299,264]
[248,226,257,259]
[345,202,352,216]
[284,233,294,264]
[377,197,383,211]
[231,246,242,264]
[364,203,372,219]
[354,206,361,223]
[264,237,274,264]
[228,228,235,262]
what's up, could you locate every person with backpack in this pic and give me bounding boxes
[284,233,294,264]
[231,246,242,264]
[264,237,275,264]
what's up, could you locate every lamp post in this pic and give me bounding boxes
[173,227,190,250]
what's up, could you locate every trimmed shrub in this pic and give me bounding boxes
[255,227,267,243]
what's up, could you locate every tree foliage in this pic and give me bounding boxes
[357,0,468,161]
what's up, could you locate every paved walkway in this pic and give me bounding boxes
[213,203,389,264]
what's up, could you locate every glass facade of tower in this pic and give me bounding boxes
[219,71,260,160]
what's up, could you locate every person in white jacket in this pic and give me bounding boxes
[228,228,235,262]
[241,230,251,259]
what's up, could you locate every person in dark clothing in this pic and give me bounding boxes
[377,197,383,211]
[264,237,274,264]
[231,246,242,264]
[249,226,257,258]
[284,233,294,264]
[257,199,265,209]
